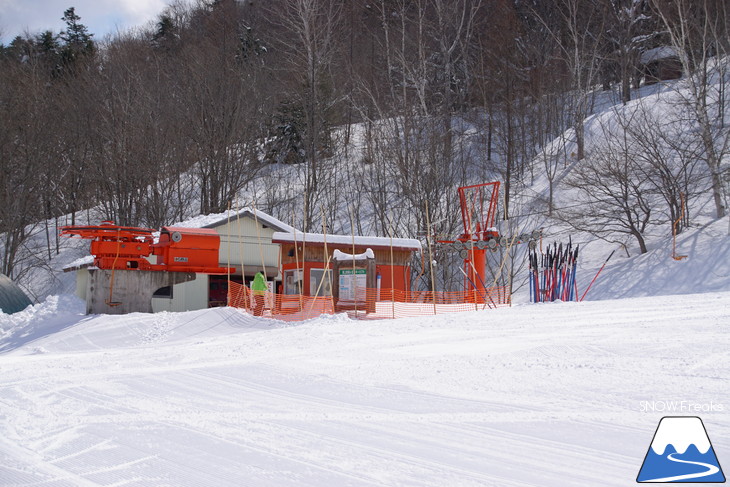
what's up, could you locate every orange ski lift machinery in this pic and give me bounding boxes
[60,221,234,305]
[438,182,541,304]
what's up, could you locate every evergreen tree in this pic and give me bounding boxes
[34,31,62,77]
[237,25,266,64]
[59,7,94,67]
[4,35,33,62]
[152,14,177,49]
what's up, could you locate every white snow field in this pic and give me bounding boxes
[1,290,728,486]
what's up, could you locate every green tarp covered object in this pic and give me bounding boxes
[0,273,31,314]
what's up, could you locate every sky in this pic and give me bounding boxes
[0,0,172,44]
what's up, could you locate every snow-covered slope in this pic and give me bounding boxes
[581,217,730,301]
[1,291,729,486]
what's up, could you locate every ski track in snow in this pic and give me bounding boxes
[0,292,729,486]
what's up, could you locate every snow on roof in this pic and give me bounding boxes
[333,249,375,261]
[62,255,95,272]
[271,232,422,251]
[640,46,678,64]
[171,208,297,233]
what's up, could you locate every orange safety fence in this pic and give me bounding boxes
[227,281,509,322]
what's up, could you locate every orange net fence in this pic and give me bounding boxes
[227,281,509,322]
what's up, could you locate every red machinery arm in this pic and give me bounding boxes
[60,221,233,274]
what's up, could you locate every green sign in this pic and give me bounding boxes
[339,268,367,301]
[339,268,366,275]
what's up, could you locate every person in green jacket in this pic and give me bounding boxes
[251,271,267,316]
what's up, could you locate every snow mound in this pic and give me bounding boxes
[0,299,292,355]
[0,294,85,353]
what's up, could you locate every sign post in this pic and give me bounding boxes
[332,249,376,313]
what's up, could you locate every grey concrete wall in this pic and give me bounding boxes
[86,269,196,315]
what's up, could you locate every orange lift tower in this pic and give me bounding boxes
[440,182,540,305]
[457,182,500,303]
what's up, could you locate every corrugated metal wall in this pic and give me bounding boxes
[215,219,281,273]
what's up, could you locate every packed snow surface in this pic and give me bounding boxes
[1,291,728,486]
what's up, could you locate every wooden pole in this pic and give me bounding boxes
[322,205,335,313]
[469,238,478,311]
[226,202,231,306]
[302,227,307,296]
[251,202,267,282]
[309,254,332,315]
[251,202,270,314]
[236,201,247,310]
[292,217,303,312]
[349,205,357,316]
[507,239,514,307]
[424,200,437,315]
[388,218,395,320]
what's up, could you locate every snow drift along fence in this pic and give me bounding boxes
[227,281,509,321]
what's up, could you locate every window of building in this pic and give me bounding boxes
[153,286,172,299]
[283,269,304,295]
[310,268,332,296]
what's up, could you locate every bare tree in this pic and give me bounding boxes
[530,0,608,161]
[560,111,659,254]
[651,0,730,219]
[179,1,269,216]
[271,0,344,231]
[562,100,707,253]
[620,102,705,233]
[602,0,655,104]
[0,59,46,278]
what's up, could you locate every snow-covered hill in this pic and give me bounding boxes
[2,62,727,306]
[2,53,730,487]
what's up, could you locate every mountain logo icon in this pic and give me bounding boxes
[637,416,726,483]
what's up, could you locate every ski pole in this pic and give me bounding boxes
[531,251,540,303]
[534,252,541,303]
[570,243,577,301]
[562,245,573,301]
[580,249,616,302]
[540,252,550,302]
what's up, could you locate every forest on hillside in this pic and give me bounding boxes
[1,0,729,285]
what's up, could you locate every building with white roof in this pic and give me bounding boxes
[66,208,424,314]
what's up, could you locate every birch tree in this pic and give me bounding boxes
[272,0,343,231]
[651,0,730,218]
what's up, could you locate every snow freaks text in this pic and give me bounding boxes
[640,401,724,413]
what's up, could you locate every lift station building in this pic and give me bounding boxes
[66,209,422,314]
[271,232,422,299]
